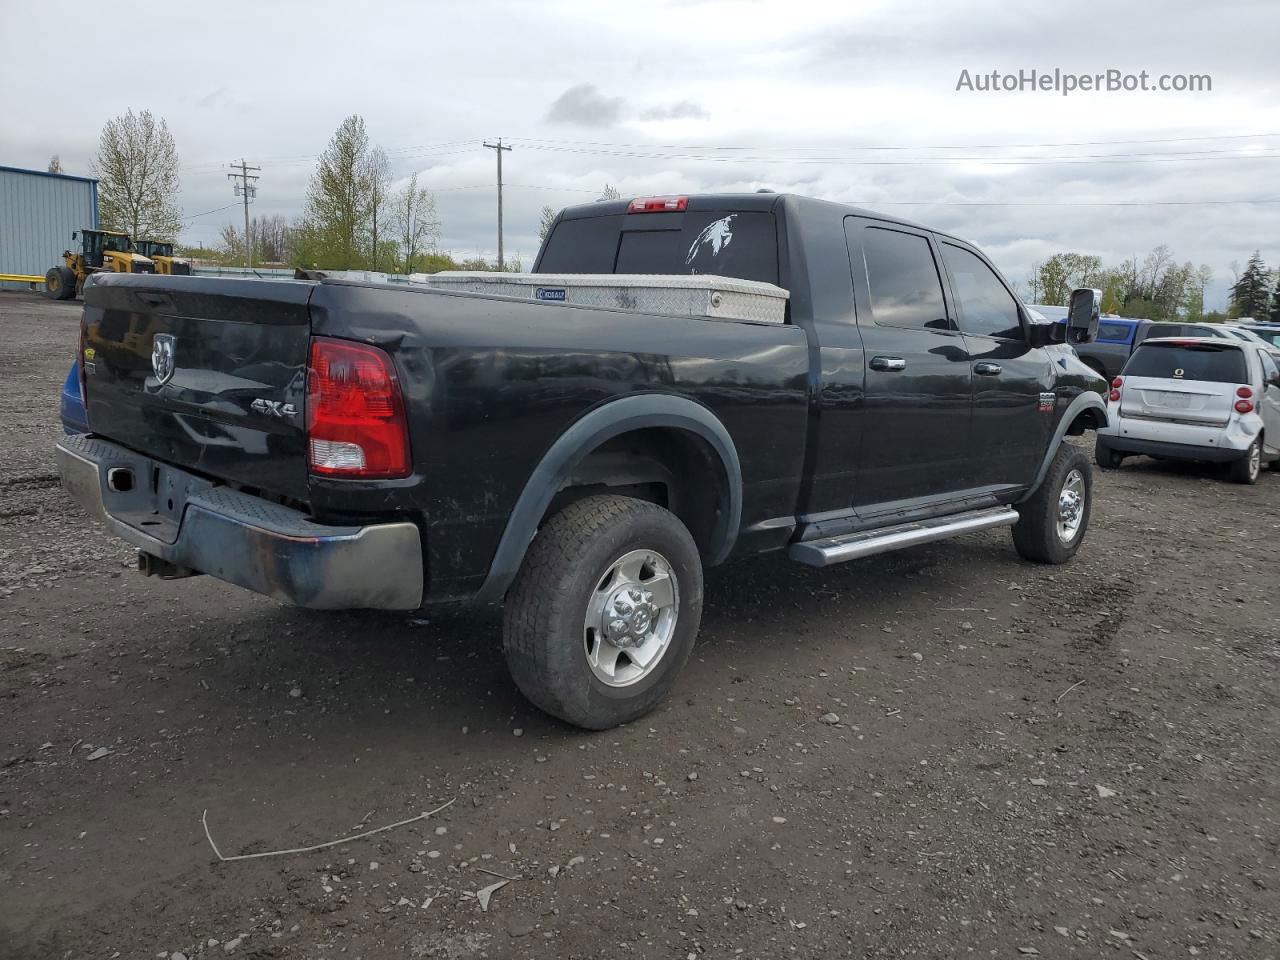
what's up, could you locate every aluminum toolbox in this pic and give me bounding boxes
[408,272,789,325]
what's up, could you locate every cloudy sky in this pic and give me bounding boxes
[3,0,1277,306]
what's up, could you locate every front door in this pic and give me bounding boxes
[937,240,1052,491]
[845,218,974,511]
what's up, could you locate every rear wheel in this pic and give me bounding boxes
[1012,443,1092,564]
[503,495,703,730]
[1229,437,1262,484]
[1094,440,1124,469]
[44,266,75,300]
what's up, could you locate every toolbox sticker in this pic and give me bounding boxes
[535,287,567,301]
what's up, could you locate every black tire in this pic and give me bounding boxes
[44,266,75,300]
[1269,457,1280,473]
[502,495,704,730]
[1229,437,1261,485]
[1094,440,1124,470]
[1012,443,1093,564]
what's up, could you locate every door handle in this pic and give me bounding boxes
[870,356,906,372]
[974,361,1003,376]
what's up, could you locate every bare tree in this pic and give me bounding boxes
[93,109,183,239]
[393,172,439,272]
[365,147,391,271]
[220,215,294,265]
[47,155,64,174]
[598,183,620,201]
[538,205,557,245]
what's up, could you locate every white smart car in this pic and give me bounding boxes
[1095,336,1280,484]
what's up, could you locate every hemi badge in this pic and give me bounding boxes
[1039,392,1055,412]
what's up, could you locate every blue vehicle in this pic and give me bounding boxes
[61,360,88,434]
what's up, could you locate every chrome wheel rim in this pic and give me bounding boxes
[1056,469,1086,544]
[1249,442,1261,479]
[583,548,678,687]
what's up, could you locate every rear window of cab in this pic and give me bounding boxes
[1097,323,1133,343]
[537,211,780,285]
[1124,341,1248,384]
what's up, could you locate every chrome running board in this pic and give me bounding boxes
[789,506,1019,567]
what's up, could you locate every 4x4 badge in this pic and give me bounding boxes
[250,398,298,419]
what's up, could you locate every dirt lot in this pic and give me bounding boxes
[1,291,1277,960]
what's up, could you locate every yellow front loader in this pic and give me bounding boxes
[44,229,155,300]
[132,239,191,276]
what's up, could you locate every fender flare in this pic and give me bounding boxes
[1019,391,1108,502]
[473,394,743,604]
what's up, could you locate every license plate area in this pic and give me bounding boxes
[1147,391,1196,409]
[99,452,215,545]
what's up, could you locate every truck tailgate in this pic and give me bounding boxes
[81,275,314,502]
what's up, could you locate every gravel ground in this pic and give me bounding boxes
[1,291,1278,959]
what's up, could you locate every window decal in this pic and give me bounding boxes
[685,215,736,268]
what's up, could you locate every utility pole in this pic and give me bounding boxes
[227,159,260,269]
[482,139,512,270]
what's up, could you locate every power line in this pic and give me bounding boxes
[186,201,241,219]
[847,197,1280,207]
[506,131,1280,152]
[513,143,1280,167]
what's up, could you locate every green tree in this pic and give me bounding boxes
[538,204,557,245]
[1036,253,1103,305]
[1271,274,1280,322]
[1229,251,1272,319]
[365,146,391,271]
[93,109,183,240]
[301,115,373,269]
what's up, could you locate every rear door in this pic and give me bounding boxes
[1119,340,1246,425]
[844,218,973,508]
[938,240,1051,490]
[81,275,314,500]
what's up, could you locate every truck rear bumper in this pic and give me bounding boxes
[56,435,423,610]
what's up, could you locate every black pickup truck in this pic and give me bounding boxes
[57,193,1107,729]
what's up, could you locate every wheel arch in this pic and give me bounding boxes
[472,394,743,604]
[1019,392,1108,503]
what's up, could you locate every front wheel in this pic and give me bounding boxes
[1012,443,1093,564]
[502,495,704,729]
[1229,437,1262,484]
[44,266,75,300]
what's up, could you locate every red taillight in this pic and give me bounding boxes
[627,196,688,213]
[1236,386,1253,399]
[306,338,410,479]
[1235,399,1254,414]
[1111,377,1123,389]
[1109,389,1121,402]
